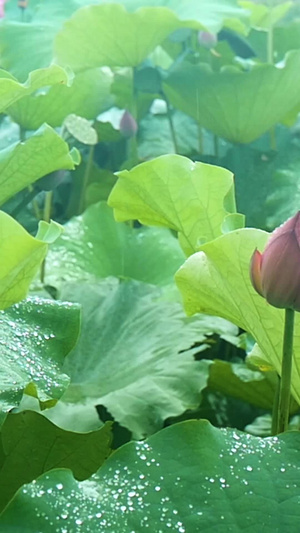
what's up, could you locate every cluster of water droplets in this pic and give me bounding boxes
[0,297,70,412]
[3,425,300,532]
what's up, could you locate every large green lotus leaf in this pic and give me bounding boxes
[0,411,112,513]
[239,0,292,30]
[264,139,300,229]
[248,21,300,64]
[108,154,240,255]
[7,68,113,131]
[208,359,298,412]
[0,0,83,80]
[163,51,300,143]
[88,0,247,33]
[176,228,300,405]
[160,0,247,33]
[222,141,283,230]
[0,297,80,421]
[51,279,237,438]
[46,202,185,288]
[4,0,80,23]
[0,214,61,310]
[223,134,300,231]
[2,421,300,531]
[274,21,300,61]
[0,64,69,112]
[0,124,78,206]
[54,4,199,70]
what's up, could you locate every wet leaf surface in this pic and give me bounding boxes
[0,297,80,417]
[0,412,112,512]
[1,421,300,532]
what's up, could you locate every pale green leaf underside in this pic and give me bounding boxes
[0,214,61,310]
[54,4,200,70]
[7,68,112,131]
[240,0,292,30]
[0,65,69,113]
[163,51,300,143]
[2,421,300,531]
[0,124,77,206]
[56,279,214,438]
[208,359,294,411]
[108,154,238,255]
[46,202,185,288]
[175,228,300,404]
[83,0,247,33]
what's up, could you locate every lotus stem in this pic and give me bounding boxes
[198,123,203,155]
[40,190,53,283]
[10,187,38,218]
[164,94,179,154]
[213,134,219,158]
[78,145,94,215]
[271,374,280,435]
[128,69,139,163]
[267,3,277,150]
[277,308,295,433]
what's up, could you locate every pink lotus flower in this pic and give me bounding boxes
[0,0,7,18]
[250,212,300,311]
[120,110,138,139]
[198,31,217,50]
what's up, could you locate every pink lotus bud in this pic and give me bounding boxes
[250,212,300,311]
[119,110,138,138]
[0,0,7,18]
[198,31,217,50]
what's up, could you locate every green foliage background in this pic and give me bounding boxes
[1,0,300,531]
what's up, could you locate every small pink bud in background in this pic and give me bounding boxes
[119,110,138,139]
[0,0,7,18]
[250,212,300,311]
[198,31,218,50]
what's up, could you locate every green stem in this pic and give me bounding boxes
[267,20,274,65]
[43,190,53,223]
[19,126,26,142]
[40,191,53,284]
[213,134,219,159]
[277,308,295,433]
[128,135,138,163]
[19,126,41,219]
[28,184,41,220]
[164,94,179,154]
[271,374,280,436]
[10,187,38,218]
[267,4,277,150]
[128,67,139,163]
[78,145,94,214]
[198,123,204,155]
